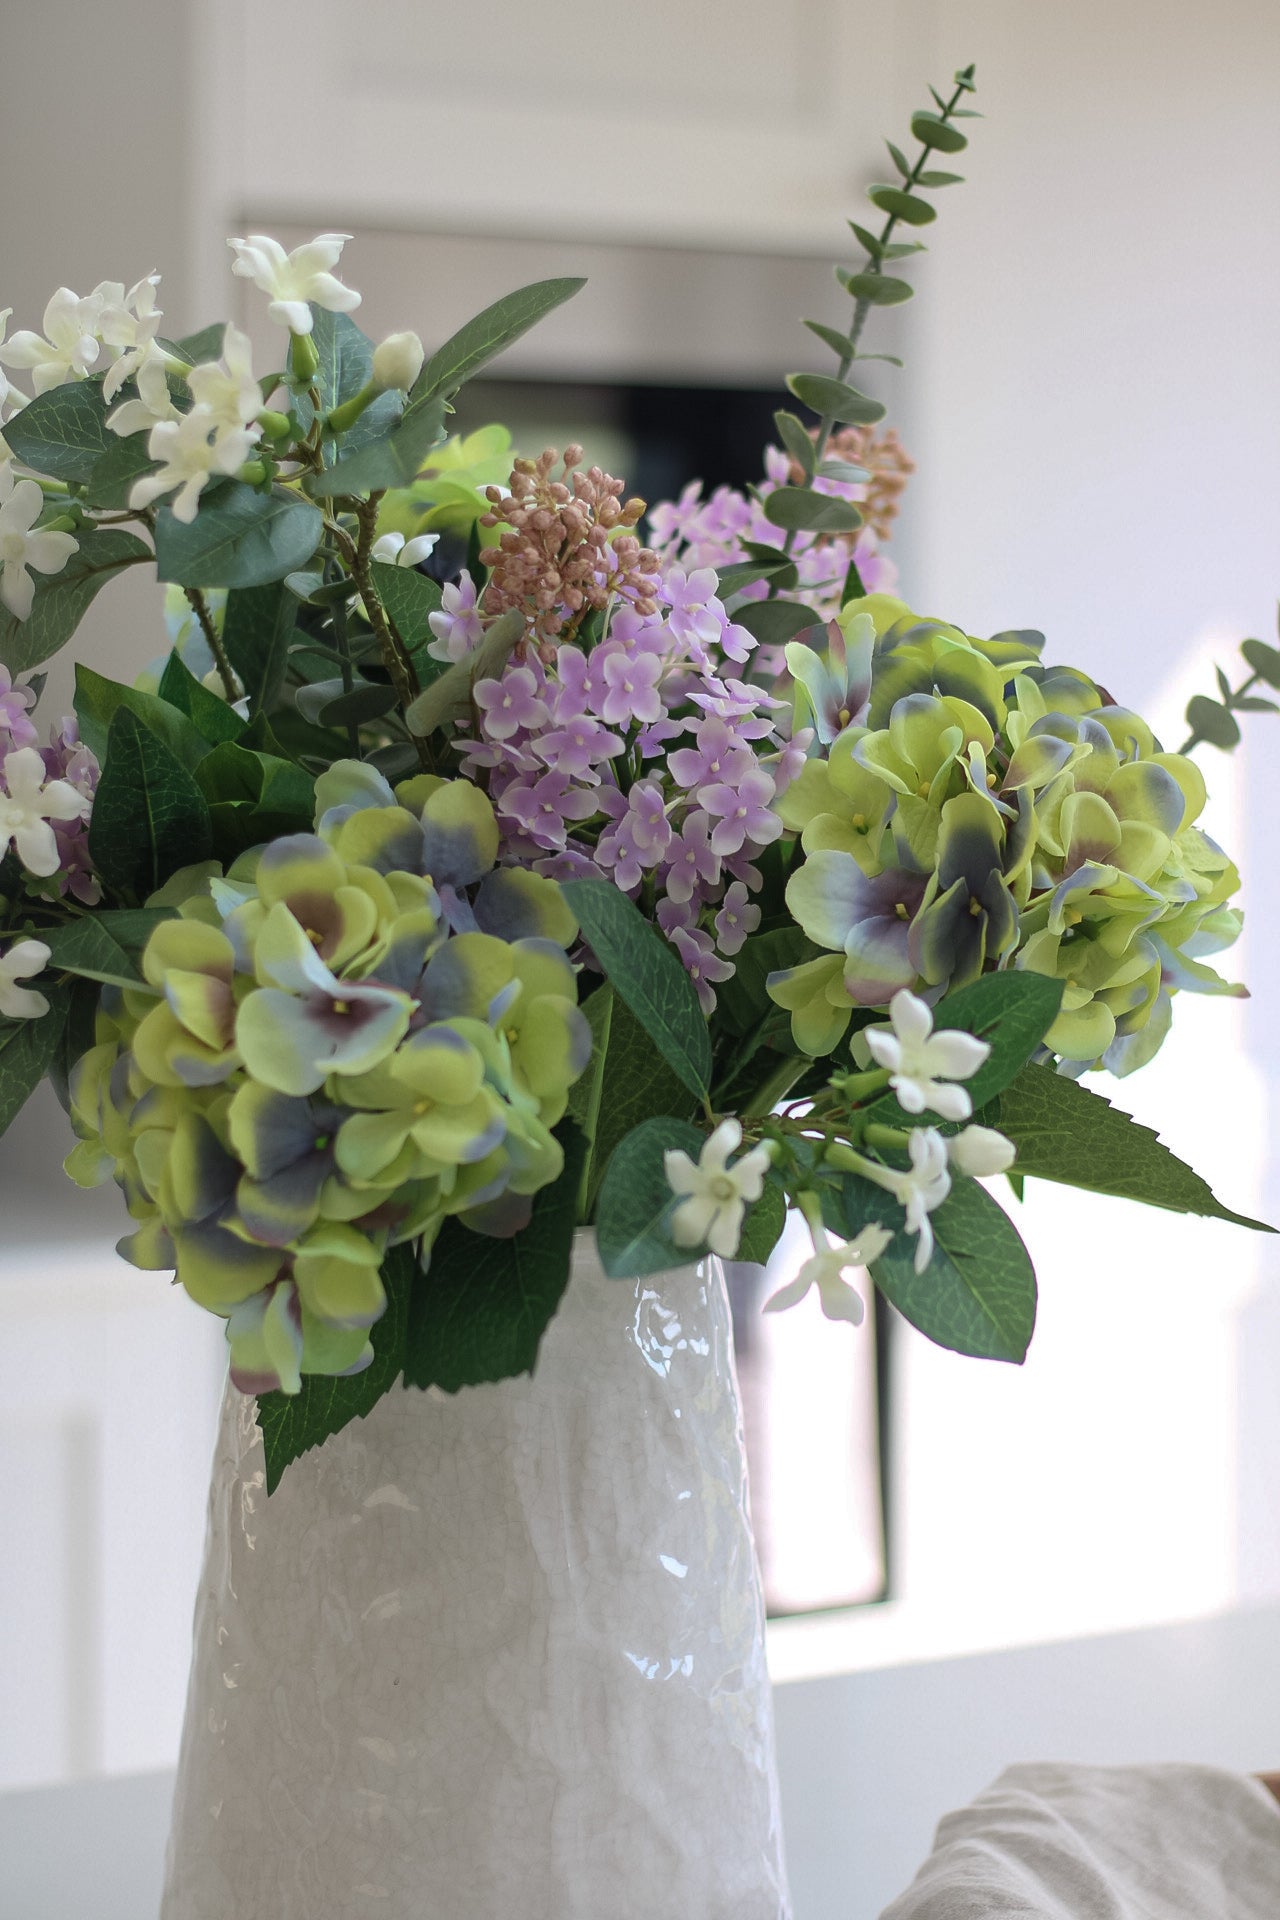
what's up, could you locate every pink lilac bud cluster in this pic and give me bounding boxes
[456,564,812,1013]
[478,446,662,646]
[40,717,100,904]
[647,424,913,631]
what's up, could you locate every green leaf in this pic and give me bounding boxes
[413,277,587,401]
[87,707,215,898]
[0,529,150,675]
[993,1061,1272,1231]
[760,485,863,534]
[772,409,816,479]
[917,170,965,187]
[258,1241,413,1494]
[804,318,856,358]
[868,1177,1037,1362]
[883,241,927,260]
[41,918,143,990]
[154,483,322,589]
[168,322,227,364]
[402,1122,588,1391]
[715,926,818,1038]
[74,662,214,766]
[306,391,449,498]
[157,650,246,745]
[195,739,314,857]
[737,1180,786,1267]
[1185,693,1240,750]
[886,139,911,178]
[843,273,914,306]
[866,185,937,226]
[316,680,400,727]
[84,431,158,510]
[734,597,824,644]
[818,459,872,482]
[1234,695,1278,713]
[785,372,886,426]
[561,879,712,1100]
[0,989,69,1139]
[910,110,969,153]
[574,994,699,1213]
[2,379,114,482]
[1242,638,1280,687]
[221,580,299,715]
[1216,664,1233,702]
[849,221,885,258]
[92,907,173,958]
[869,970,1064,1127]
[368,559,443,651]
[716,558,797,597]
[310,307,374,415]
[595,1116,706,1277]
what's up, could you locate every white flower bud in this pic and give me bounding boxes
[947,1124,1017,1178]
[372,330,425,392]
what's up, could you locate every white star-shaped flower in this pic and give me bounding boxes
[0,746,88,875]
[0,938,51,1020]
[763,1220,893,1324]
[187,325,261,435]
[97,274,164,402]
[130,405,255,524]
[106,353,179,438]
[862,1126,953,1274]
[0,287,102,393]
[0,468,78,621]
[663,1118,774,1259]
[866,988,991,1120]
[371,530,439,568]
[227,232,361,335]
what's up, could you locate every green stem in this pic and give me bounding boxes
[184,586,238,702]
[1178,668,1261,754]
[329,592,361,758]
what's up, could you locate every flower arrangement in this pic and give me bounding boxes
[0,66,1270,1489]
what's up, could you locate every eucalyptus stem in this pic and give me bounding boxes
[184,587,238,702]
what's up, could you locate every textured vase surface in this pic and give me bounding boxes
[161,1234,792,1919]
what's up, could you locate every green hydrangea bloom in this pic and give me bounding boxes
[66,771,590,1397]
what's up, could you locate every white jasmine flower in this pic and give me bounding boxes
[106,353,179,438]
[866,988,991,1121]
[0,746,88,875]
[0,937,51,1020]
[0,287,101,393]
[130,406,255,524]
[97,274,163,402]
[187,324,261,435]
[371,530,439,568]
[0,468,78,621]
[862,1126,952,1274]
[947,1124,1017,1178]
[664,1118,774,1259]
[227,232,361,335]
[763,1220,893,1324]
[372,330,424,392]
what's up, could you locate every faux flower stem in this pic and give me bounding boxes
[184,586,239,702]
[332,500,432,770]
[328,591,361,757]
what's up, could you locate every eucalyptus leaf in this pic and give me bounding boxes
[560,878,712,1100]
[804,318,855,358]
[918,170,965,187]
[715,559,796,597]
[154,483,322,589]
[1185,693,1240,749]
[848,222,885,258]
[84,432,158,510]
[818,459,872,482]
[866,185,937,226]
[772,410,816,479]
[910,110,968,153]
[306,391,448,498]
[1242,638,1280,687]
[760,485,863,534]
[734,598,823,645]
[169,322,227,364]
[0,530,150,675]
[785,372,886,426]
[317,681,400,727]
[885,139,911,178]
[843,273,914,306]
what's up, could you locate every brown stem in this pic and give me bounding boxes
[184,587,238,701]
[337,498,432,771]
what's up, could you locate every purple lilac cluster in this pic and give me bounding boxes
[0,668,100,903]
[647,444,898,650]
[445,564,812,1012]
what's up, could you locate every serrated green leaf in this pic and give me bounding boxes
[154,483,322,589]
[2,379,114,482]
[221,579,299,715]
[41,919,143,990]
[1185,693,1240,749]
[843,273,914,306]
[785,372,886,426]
[368,559,443,652]
[0,529,150,675]
[737,1179,786,1266]
[869,1177,1036,1362]
[258,1241,413,1493]
[910,110,969,153]
[773,409,816,479]
[402,1122,588,1391]
[866,185,937,226]
[804,318,855,358]
[1242,638,1280,687]
[413,277,587,402]
[574,994,699,1214]
[760,484,863,534]
[994,1060,1272,1231]
[75,662,216,766]
[157,650,246,745]
[87,707,214,899]
[868,970,1064,1129]
[595,1116,706,1277]
[560,878,711,1099]
[0,989,69,1138]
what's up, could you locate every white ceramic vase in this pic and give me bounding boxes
[161,1232,792,1919]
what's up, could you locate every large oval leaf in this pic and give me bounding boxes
[153,483,322,589]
